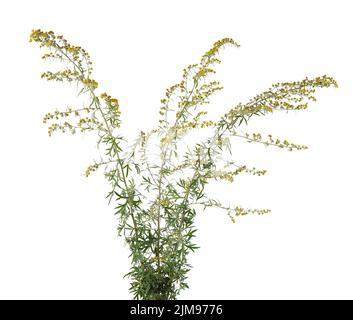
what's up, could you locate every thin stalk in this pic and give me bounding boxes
[155,76,199,268]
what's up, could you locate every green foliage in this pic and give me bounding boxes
[30,29,337,299]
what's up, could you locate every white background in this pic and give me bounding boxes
[0,0,352,299]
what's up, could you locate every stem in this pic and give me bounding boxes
[174,128,221,250]
[155,75,200,268]
[54,43,139,235]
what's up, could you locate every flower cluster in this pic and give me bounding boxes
[85,163,100,177]
[158,39,238,134]
[208,165,267,183]
[100,92,121,128]
[100,92,119,108]
[30,29,123,140]
[219,75,338,131]
[41,69,80,82]
[227,206,271,223]
[227,131,309,151]
[82,78,99,89]
[29,29,95,87]
[202,198,271,223]
[201,38,240,65]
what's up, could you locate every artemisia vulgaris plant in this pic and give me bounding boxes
[30,29,337,299]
